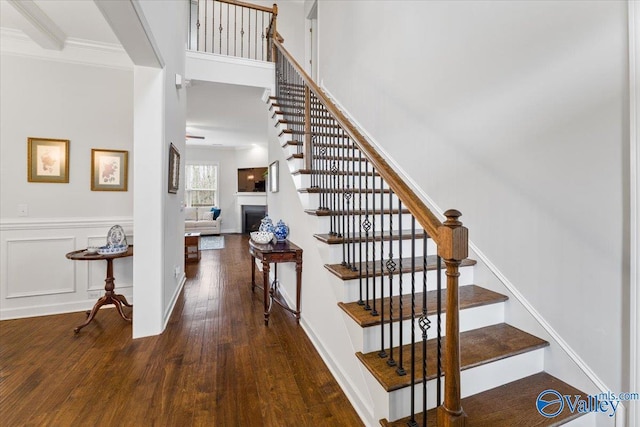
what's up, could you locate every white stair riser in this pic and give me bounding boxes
[360,303,506,353]
[292,172,389,191]
[310,213,429,238]
[385,348,545,421]
[339,265,475,303]
[285,152,374,172]
[298,192,413,213]
[320,237,437,266]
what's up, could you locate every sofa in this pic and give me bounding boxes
[184,206,221,235]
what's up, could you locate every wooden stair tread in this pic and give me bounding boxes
[280,128,345,138]
[339,285,508,327]
[282,140,355,150]
[314,229,426,244]
[325,255,477,281]
[299,187,391,194]
[357,323,549,392]
[277,119,342,129]
[287,153,366,162]
[294,169,379,178]
[380,372,587,426]
[304,208,409,216]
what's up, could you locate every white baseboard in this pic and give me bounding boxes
[0,293,133,320]
[163,273,186,330]
[300,320,375,427]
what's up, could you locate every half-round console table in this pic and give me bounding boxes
[66,246,133,333]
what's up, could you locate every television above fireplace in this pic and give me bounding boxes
[237,167,267,192]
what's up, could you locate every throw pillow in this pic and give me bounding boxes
[210,207,221,220]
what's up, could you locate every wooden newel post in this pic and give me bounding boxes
[437,209,468,427]
[270,4,278,63]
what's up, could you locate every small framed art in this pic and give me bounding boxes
[27,137,70,183]
[168,143,180,194]
[269,160,279,193]
[91,149,128,191]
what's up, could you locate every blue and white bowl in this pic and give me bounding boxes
[97,244,128,255]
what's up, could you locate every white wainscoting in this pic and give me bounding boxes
[0,217,133,320]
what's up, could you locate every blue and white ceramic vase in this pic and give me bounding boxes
[259,215,275,233]
[274,220,289,241]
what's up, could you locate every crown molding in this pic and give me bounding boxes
[0,27,133,70]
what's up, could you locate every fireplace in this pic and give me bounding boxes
[242,205,266,233]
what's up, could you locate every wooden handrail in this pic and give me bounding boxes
[274,39,443,242]
[217,0,274,14]
[274,38,469,427]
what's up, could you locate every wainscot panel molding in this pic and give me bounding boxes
[0,217,133,320]
[6,237,76,298]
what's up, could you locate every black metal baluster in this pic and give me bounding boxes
[387,190,396,367]
[371,164,378,316]
[261,12,265,60]
[362,157,371,311]
[357,149,364,306]
[378,175,386,358]
[218,1,222,54]
[202,0,206,52]
[419,231,431,427]
[397,200,405,376]
[408,216,418,427]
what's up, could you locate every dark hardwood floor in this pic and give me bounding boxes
[0,234,364,426]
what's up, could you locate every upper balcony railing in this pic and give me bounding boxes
[188,0,278,62]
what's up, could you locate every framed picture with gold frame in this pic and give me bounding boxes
[27,137,69,183]
[91,149,128,191]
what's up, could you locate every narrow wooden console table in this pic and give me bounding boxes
[66,246,133,333]
[249,239,302,326]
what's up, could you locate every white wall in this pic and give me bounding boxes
[186,144,268,233]
[317,0,629,393]
[0,53,134,319]
[133,0,188,336]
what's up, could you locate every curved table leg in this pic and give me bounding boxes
[112,298,132,322]
[113,294,133,307]
[74,296,109,333]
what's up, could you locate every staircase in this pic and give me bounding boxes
[267,40,592,427]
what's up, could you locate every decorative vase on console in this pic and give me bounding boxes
[274,220,289,242]
[259,215,275,233]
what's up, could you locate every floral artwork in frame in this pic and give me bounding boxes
[91,149,128,191]
[27,137,70,183]
[168,143,180,194]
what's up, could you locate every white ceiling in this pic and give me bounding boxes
[0,0,267,149]
[186,80,268,148]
